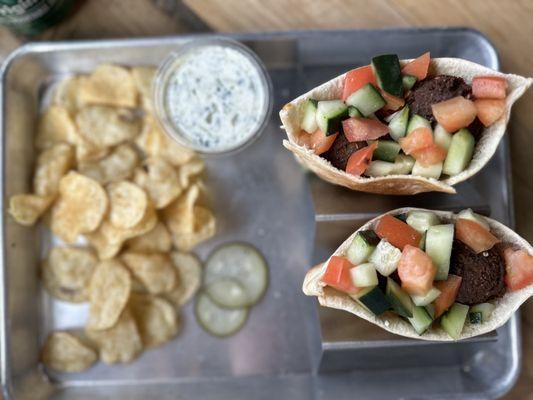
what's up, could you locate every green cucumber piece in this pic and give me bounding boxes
[402,74,417,91]
[457,208,490,231]
[346,230,380,265]
[410,287,441,306]
[371,54,403,97]
[393,155,415,174]
[469,303,495,323]
[412,160,443,179]
[348,106,362,118]
[442,128,475,176]
[350,263,379,287]
[301,99,318,133]
[388,106,410,141]
[345,83,386,117]
[373,140,402,162]
[419,231,427,251]
[365,160,396,177]
[425,304,435,319]
[206,278,249,309]
[316,100,348,136]
[195,292,248,337]
[434,124,453,150]
[368,240,402,276]
[386,278,414,318]
[425,224,454,281]
[408,305,434,335]
[441,303,469,340]
[407,114,431,135]
[406,211,440,233]
[352,286,391,316]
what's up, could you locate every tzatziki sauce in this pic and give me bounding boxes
[157,42,270,153]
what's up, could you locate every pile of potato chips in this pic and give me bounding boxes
[8,64,215,372]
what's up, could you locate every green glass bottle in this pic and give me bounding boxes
[0,0,78,35]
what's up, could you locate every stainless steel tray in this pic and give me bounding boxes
[0,29,520,399]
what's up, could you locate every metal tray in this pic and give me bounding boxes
[0,29,520,399]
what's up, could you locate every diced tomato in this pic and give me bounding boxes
[345,142,378,176]
[397,245,437,296]
[343,117,389,142]
[474,99,506,127]
[432,96,477,133]
[399,127,433,155]
[455,218,501,253]
[298,129,337,155]
[401,52,431,80]
[374,214,422,251]
[321,256,358,294]
[433,275,462,318]
[472,76,508,99]
[503,247,533,291]
[342,65,377,101]
[412,144,447,167]
[380,89,405,111]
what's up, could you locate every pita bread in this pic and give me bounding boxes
[303,207,533,341]
[280,58,532,194]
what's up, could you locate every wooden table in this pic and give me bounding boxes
[0,1,531,398]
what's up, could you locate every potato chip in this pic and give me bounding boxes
[75,140,110,164]
[178,157,205,188]
[87,259,131,330]
[162,184,200,235]
[78,143,139,185]
[125,222,172,253]
[51,172,108,243]
[108,181,148,229]
[53,76,86,113]
[121,252,177,295]
[42,331,97,372]
[86,203,157,259]
[165,252,202,307]
[86,308,142,364]
[33,143,75,196]
[76,106,141,148]
[78,64,137,108]
[8,194,54,226]
[133,157,182,209]
[135,116,194,166]
[170,206,216,252]
[41,246,97,303]
[131,66,155,111]
[129,293,179,347]
[35,106,78,150]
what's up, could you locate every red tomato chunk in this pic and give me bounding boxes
[343,117,389,142]
[321,256,358,294]
[432,96,477,133]
[433,275,462,318]
[455,218,500,254]
[397,245,437,296]
[472,76,508,99]
[503,248,533,291]
[345,142,378,176]
[375,214,422,251]
[298,129,337,155]
[342,65,377,101]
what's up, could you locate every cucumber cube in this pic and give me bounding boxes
[316,100,349,136]
[373,140,402,162]
[469,302,495,323]
[350,263,379,288]
[371,54,403,97]
[442,128,475,176]
[345,83,386,117]
[402,74,417,91]
[425,224,454,280]
[469,312,482,324]
[434,124,453,150]
[407,114,431,134]
[352,286,391,316]
[412,160,443,179]
[406,211,440,233]
[425,303,436,319]
[388,106,410,141]
[346,230,379,265]
[441,303,469,340]
[348,106,362,118]
[408,305,433,335]
[386,278,414,318]
[410,287,441,306]
[393,155,415,175]
[368,240,402,277]
[301,99,318,133]
[365,160,396,177]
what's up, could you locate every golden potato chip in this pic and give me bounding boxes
[165,251,202,307]
[125,222,172,253]
[8,194,54,226]
[78,64,137,108]
[87,259,131,330]
[135,116,194,167]
[131,66,155,111]
[78,143,139,185]
[52,76,86,113]
[51,172,108,243]
[86,308,142,364]
[162,184,200,235]
[171,206,216,252]
[130,294,179,347]
[133,157,182,209]
[86,203,157,259]
[41,246,97,303]
[33,143,74,196]
[42,331,97,372]
[107,181,148,229]
[76,106,141,148]
[121,252,176,295]
[75,140,110,164]
[35,106,78,150]
[178,158,205,188]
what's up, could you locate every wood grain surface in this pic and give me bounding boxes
[0,1,531,398]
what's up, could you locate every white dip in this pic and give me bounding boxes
[163,45,268,153]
